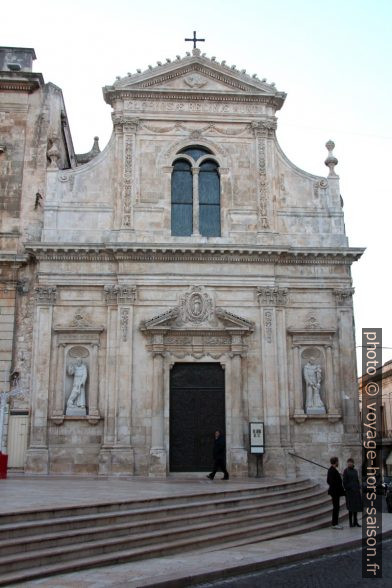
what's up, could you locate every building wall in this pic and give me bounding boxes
[1,47,363,478]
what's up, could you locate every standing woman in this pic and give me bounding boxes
[343,458,362,527]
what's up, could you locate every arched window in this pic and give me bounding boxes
[171,159,193,236]
[171,146,221,237]
[199,160,221,237]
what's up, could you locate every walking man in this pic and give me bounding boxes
[327,456,345,529]
[207,430,229,480]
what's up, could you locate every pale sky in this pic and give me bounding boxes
[2,0,391,370]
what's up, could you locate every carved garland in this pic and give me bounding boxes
[256,136,269,229]
[122,137,133,227]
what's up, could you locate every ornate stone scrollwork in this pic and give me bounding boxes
[120,307,130,342]
[35,286,57,305]
[257,287,288,306]
[122,137,133,227]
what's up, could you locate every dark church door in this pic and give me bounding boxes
[170,363,225,472]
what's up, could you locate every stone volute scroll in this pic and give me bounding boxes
[51,309,104,426]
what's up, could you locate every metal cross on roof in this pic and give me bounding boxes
[185,31,205,49]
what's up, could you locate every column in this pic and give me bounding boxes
[52,342,66,423]
[149,341,166,477]
[25,287,56,474]
[98,303,118,475]
[229,334,248,477]
[88,343,100,421]
[276,308,290,445]
[192,167,200,236]
[111,291,135,474]
[292,344,306,421]
[325,344,340,419]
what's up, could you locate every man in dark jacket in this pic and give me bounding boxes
[327,456,345,529]
[207,430,229,480]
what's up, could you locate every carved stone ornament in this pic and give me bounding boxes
[122,137,133,227]
[264,310,273,343]
[112,114,139,132]
[120,307,130,342]
[324,140,338,178]
[257,287,288,306]
[70,311,92,328]
[178,286,213,325]
[104,284,136,305]
[47,136,60,169]
[184,74,207,88]
[304,313,321,330]
[35,286,57,305]
[333,288,355,305]
[251,118,277,138]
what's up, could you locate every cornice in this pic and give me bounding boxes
[25,244,365,265]
[0,71,44,93]
[104,88,284,108]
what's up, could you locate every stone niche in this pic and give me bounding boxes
[288,316,341,423]
[51,311,104,425]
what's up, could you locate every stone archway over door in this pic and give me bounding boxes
[169,363,225,472]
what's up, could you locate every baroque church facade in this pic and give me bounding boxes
[0,45,364,478]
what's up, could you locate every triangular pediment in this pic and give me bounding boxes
[104,52,286,105]
[140,305,254,333]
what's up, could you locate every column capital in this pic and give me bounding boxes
[35,286,57,305]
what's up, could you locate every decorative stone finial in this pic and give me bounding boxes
[136,69,141,73]
[325,140,338,177]
[192,48,201,56]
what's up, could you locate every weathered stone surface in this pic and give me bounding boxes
[0,46,364,479]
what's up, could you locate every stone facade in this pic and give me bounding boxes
[0,46,364,478]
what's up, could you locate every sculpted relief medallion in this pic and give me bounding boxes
[183,74,208,89]
[179,286,213,325]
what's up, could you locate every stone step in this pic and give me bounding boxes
[0,508,339,586]
[0,501,332,574]
[0,481,321,540]
[0,489,329,555]
[0,478,312,525]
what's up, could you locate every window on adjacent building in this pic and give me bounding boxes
[171,146,221,237]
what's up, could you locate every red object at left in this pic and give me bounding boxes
[0,452,8,479]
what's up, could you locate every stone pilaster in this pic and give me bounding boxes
[150,343,166,477]
[25,286,56,474]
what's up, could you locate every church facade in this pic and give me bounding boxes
[0,45,364,478]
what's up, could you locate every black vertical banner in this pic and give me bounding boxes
[362,328,382,578]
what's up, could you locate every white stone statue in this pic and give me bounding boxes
[66,358,88,415]
[303,358,326,414]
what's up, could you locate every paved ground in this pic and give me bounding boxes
[1,474,275,513]
[2,476,390,588]
[197,538,392,588]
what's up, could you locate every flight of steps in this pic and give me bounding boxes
[0,478,338,585]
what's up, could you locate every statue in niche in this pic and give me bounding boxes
[66,358,88,416]
[303,357,326,414]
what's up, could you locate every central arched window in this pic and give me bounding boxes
[171,146,221,237]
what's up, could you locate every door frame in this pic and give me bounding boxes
[169,362,226,472]
[164,355,234,474]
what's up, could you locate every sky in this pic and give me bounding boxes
[2,0,392,370]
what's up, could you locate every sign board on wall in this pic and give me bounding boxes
[249,422,264,454]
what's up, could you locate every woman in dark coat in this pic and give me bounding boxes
[343,458,362,527]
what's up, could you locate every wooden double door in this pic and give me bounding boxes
[169,363,225,472]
